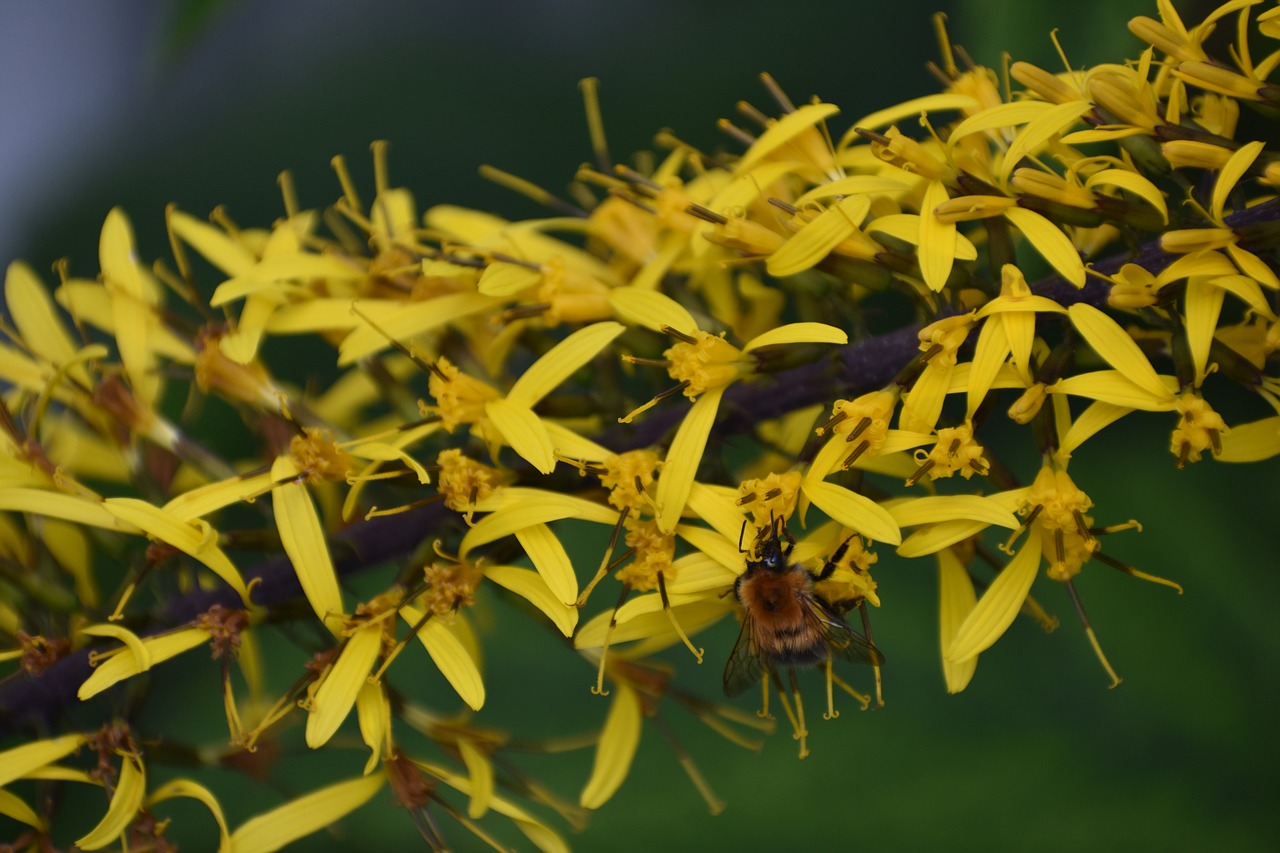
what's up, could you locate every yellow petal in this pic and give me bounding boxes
[1211,139,1264,220]
[354,681,390,776]
[1185,277,1225,386]
[947,99,1060,147]
[305,624,382,748]
[162,471,276,522]
[485,398,555,474]
[866,213,979,260]
[897,518,991,558]
[459,499,580,557]
[1067,303,1172,400]
[1084,169,1168,224]
[414,759,570,853]
[918,180,956,292]
[1226,243,1280,289]
[513,523,578,604]
[574,597,732,650]
[76,755,145,850]
[5,261,82,379]
[168,210,255,275]
[662,551,739,594]
[580,682,642,809]
[800,480,901,545]
[0,487,130,531]
[899,361,953,433]
[100,208,161,409]
[458,738,495,819]
[850,93,981,140]
[484,565,578,637]
[742,321,847,351]
[80,623,153,673]
[766,196,870,277]
[607,286,698,336]
[675,523,746,574]
[0,788,44,830]
[683,481,749,544]
[78,627,209,700]
[1056,401,1132,461]
[655,389,724,533]
[948,533,1042,663]
[737,102,840,174]
[1052,370,1178,410]
[506,321,625,408]
[997,100,1093,185]
[271,456,345,633]
[229,774,384,853]
[477,260,543,296]
[793,175,910,206]
[1003,206,1085,287]
[403,608,486,710]
[967,317,1010,418]
[147,778,231,853]
[336,292,500,365]
[938,548,978,693]
[890,495,1019,530]
[103,498,249,602]
[1217,415,1280,462]
[0,733,87,788]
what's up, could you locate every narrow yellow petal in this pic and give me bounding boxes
[355,681,390,776]
[607,286,698,336]
[662,552,739,594]
[75,754,145,851]
[655,389,724,533]
[742,321,847,351]
[890,495,1019,530]
[737,102,840,174]
[80,623,153,672]
[484,565,578,637]
[1003,207,1085,286]
[1226,243,1280,289]
[1211,139,1264,220]
[514,523,578,604]
[101,208,161,408]
[1185,277,1225,386]
[414,759,570,853]
[899,361,953,433]
[103,498,249,602]
[477,260,543,296]
[1084,169,1168,224]
[580,682,642,809]
[305,625,382,748]
[169,210,256,275]
[336,292,500,365]
[937,548,978,693]
[1217,415,1280,462]
[683,481,750,545]
[766,196,870,277]
[0,788,44,830]
[1052,370,1178,410]
[147,778,231,853]
[1056,401,1133,461]
[897,518,991,558]
[506,321,624,408]
[850,93,981,139]
[674,523,746,574]
[0,734,87,788]
[0,487,130,531]
[1067,303,1172,400]
[79,627,209,699]
[801,480,901,545]
[229,774,384,853]
[485,398,556,474]
[162,471,276,522]
[574,598,732,650]
[919,180,956,292]
[948,100,1061,146]
[403,608,486,711]
[459,499,580,557]
[998,100,1093,184]
[5,261,81,376]
[271,456,345,633]
[458,738,495,819]
[967,317,1010,418]
[948,534,1042,663]
[867,214,979,260]
[793,175,910,206]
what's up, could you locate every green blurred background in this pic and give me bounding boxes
[3,0,1278,850]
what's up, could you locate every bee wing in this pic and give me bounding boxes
[723,616,768,697]
[808,597,885,667]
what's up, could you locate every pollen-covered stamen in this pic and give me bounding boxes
[1171,393,1229,467]
[16,631,71,675]
[435,449,501,524]
[736,472,801,530]
[289,428,355,485]
[428,357,501,430]
[597,449,661,513]
[907,424,989,485]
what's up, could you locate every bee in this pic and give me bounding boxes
[723,517,884,697]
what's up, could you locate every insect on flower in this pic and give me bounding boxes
[724,517,885,698]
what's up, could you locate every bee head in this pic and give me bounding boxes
[757,516,793,574]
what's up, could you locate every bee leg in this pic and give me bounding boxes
[858,601,885,708]
[592,582,633,696]
[816,535,855,582]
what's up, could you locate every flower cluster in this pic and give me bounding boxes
[2,1,1279,848]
